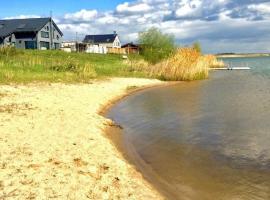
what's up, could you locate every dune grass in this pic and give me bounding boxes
[0,47,146,84]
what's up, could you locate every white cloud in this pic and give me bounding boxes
[116,2,152,14]
[64,9,98,21]
[4,15,40,19]
[175,0,203,18]
[248,2,270,15]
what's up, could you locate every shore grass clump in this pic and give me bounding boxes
[151,47,209,81]
[130,47,224,81]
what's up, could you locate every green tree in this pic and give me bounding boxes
[193,41,202,54]
[138,28,176,64]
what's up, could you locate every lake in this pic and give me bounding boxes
[107,57,270,200]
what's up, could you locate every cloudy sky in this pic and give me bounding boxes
[1,0,270,53]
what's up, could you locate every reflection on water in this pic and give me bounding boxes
[107,57,270,200]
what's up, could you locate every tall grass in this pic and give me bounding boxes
[0,47,146,83]
[130,48,225,81]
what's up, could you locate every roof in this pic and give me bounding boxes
[0,18,63,38]
[83,34,117,44]
[122,43,139,48]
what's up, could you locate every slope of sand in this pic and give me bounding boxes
[0,78,165,200]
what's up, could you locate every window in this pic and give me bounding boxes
[56,35,59,40]
[46,26,49,31]
[54,43,60,49]
[25,41,37,49]
[40,41,50,50]
[41,31,49,38]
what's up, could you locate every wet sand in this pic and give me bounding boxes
[0,78,166,200]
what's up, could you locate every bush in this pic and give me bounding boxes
[192,42,202,54]
[139,28,176,64]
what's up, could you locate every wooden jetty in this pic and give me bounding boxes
[211,67,251,70]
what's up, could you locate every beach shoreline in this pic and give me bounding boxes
[0,78,167,200]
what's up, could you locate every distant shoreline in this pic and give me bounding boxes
[217,53,270,58]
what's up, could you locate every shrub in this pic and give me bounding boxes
[138,28,176,64]
[192,42,202,54]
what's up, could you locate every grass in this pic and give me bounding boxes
[0,47,147,84]
[0,46,224,83]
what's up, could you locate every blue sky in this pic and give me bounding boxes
[0,0,129,17]
[1,0,270,53]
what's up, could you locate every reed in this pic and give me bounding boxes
[130,48,224,81]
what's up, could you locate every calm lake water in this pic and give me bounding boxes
[107,57,270,200]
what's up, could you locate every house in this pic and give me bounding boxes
[0,18,63,50]
[122,43,140,54]
[83,32,122,54]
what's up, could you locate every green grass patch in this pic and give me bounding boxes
[0,47,148,84]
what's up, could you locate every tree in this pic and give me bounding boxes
[138,28,176,64]
[193,41,202,54]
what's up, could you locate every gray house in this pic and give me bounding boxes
[0,18,63,50]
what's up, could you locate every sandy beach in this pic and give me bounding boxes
[0,78,165,200]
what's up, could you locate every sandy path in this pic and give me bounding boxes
[0,78,165,200]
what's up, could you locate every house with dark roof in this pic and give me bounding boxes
[0,18,63,50]
[83,33,121,49]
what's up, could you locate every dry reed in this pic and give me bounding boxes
[130,47,225,81]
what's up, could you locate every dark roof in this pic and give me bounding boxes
[83,34,117,44]
[122,43,139,48]
[0,18,63,38]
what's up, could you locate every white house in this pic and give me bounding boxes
[83,32,121,54]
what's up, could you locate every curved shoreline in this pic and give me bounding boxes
[102,81,181,200]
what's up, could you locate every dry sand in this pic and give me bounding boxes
[0,78,165,200]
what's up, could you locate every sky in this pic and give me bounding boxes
[1,0,270,53]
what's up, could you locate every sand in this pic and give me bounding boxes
[0,78,165,200]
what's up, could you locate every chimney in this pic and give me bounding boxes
[113,31,117,35]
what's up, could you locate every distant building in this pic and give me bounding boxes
[0,18,63,50]
[61,41,87,53]
[83,33,122,54]
[122,43,140,54]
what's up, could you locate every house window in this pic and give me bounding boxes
[54,43,60,49]
[41,31,49,38]
[40,41,50,50]
[56,35,59,40]
[46,26,49,31]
